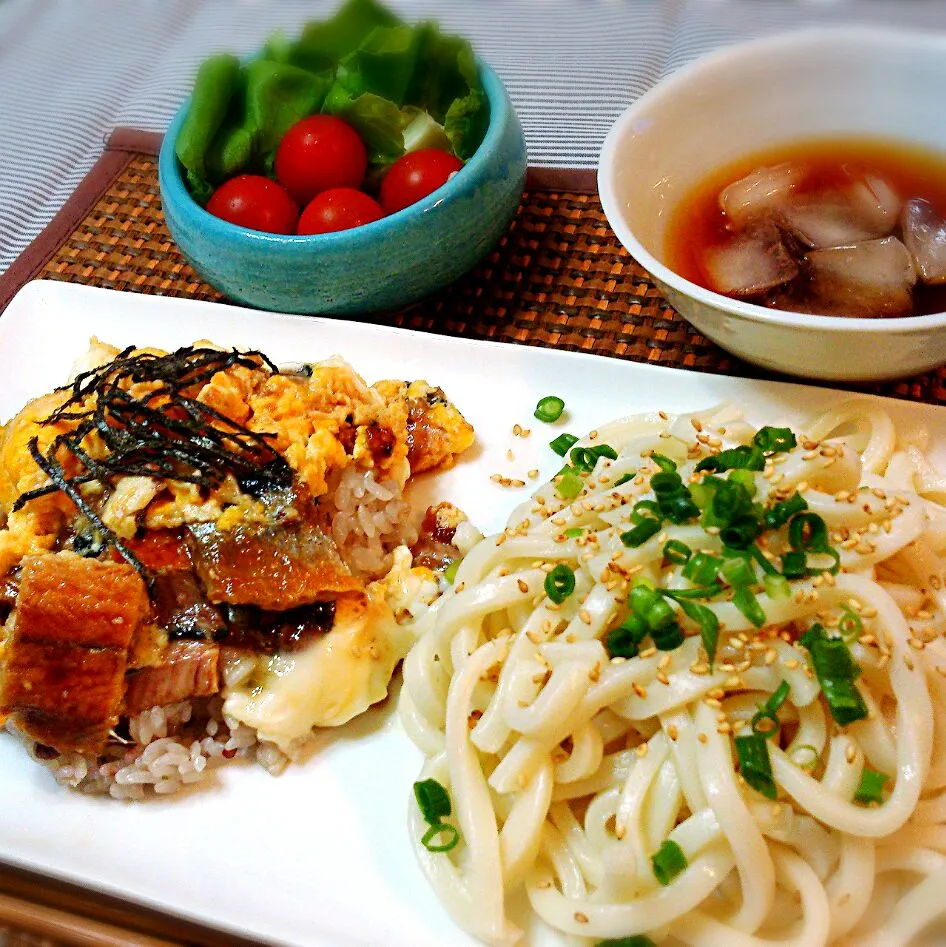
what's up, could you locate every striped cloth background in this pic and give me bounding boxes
[1,0,944,274]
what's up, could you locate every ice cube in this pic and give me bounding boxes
[780,175,899,249]
[805,236,917,318]
[719,163,806,226]
[701,219,800,297]
[901,198,946,284]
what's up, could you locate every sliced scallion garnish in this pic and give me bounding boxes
[763,573,791,600]
[662,539,691,565]
[444,559,460,584]
[790,744,820,770]
[414,778,461,853]
[765,491,808,530]
[651,839,688,885]
[733,586,766,627]
[719,555,756,588]
[595,937,657,947]
[544,564,576,604]
[414,778,452,823]
[620,518,661,548]
[550,432,579,457]
[682,552,721,585]
[735,733,777,799]
[677,598,719,666]
[534,395,565,423]
[838,607,863,642]
[650,453,677,472]
[753,426,797,454]
[800,624,868,726]
[605,613,649,659]
[613,472,635,487]
[555,467,583,501]
[854,769,889,806]
[695,444,765,473]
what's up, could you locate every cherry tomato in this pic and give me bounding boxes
[298,188,385,235]
[205,175,299,234]
[275,115,368,206]
[380,148,464,214]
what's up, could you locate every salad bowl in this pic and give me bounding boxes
[159,59,526,316]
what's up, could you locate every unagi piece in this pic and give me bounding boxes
[186,498,363,611]
[0,552,150,753]
[123,640,220,716]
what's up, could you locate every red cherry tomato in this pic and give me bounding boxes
[205,175,299,234]
[380,148,464,214]
[275,116,368,206]
[298,188,385,235]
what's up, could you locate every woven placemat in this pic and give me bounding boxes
[5,133,946,407]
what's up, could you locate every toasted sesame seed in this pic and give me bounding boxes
[632,682,648,699]
[517,579,529,593]
[697,733,708,744]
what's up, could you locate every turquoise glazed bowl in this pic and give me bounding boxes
[158,62,526,315]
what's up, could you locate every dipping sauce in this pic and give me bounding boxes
[666,137,946,318]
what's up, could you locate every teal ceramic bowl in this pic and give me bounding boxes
[158,62,526,315]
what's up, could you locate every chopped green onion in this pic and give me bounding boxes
[645,597,677,630]
[695,444,765,473]
[421,822,460,852]
[651,470,684,497]
[650,453,677,472]
[651,840,688,885]
[753,426,797,454]
[678,599,720,665]
[550,432,579,457]
[748,544,779,577]
[595,938,657,947]
[571,444,618,472]
[764,573,790,600]
[751,682,790,739]
[720,515,761,550]
[544,564,576,604]
[660,492,701,524]
[556,468,583,501]
[710,479,755,523]
[751,709,780,738]
[414,778,452,823]
[768,680,791,712]
[613,472,635,488]
[652,622,685,651]
[621,518,661,548]
[661,582,723,601]
[629,583,659,618]
[606,613,649,658]
[806,547,842,576]
[789,512,831,553]
[683,552,721,585]
[719,555,756,588]
[735,734,777,799]
[854,769,889,806]
[790,744,820,770]
[733,586,767,627]
[534,395,565,423]
[444,559,460,584]
[765,492,808,530]
[800,625,868,726]
[663,540,692,565]
[563,527,584,539]
[631,499,662,523]
[728,468,758,497]
[838,607,864,642]
[780,550,808,578]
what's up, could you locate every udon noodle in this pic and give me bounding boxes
[400,398,946,946]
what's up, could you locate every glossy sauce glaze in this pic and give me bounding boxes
[665,137,946,316]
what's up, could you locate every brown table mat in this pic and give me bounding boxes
[3,128,944,405]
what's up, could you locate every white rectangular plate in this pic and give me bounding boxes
[0,281,943,947]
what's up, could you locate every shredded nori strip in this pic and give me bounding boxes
[12,346,294,579]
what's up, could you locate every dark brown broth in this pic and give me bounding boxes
[665,137,946,316]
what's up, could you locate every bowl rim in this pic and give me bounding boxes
[597,25,946,335]
[159,58,514,247]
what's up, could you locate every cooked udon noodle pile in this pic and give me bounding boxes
[401,399,946,947]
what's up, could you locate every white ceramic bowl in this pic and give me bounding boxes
[598,27,946,382]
